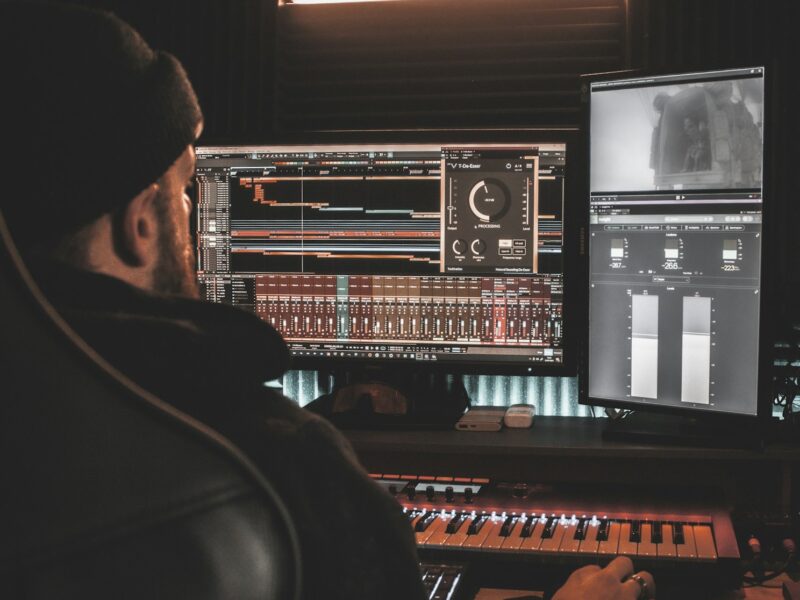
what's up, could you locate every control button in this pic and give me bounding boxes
[452,239,467,255]
[513,239,526,247]
[445,486,455,503]
[499,248,512,256]
[470,239,486,255]
[464,487,474,503]
[499,239,513,248]
[425,485,435,501]
[512,248,526,255]
[406,487,416,501]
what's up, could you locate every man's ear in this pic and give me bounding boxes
[114,183,160,267]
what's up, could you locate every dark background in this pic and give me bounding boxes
[42,0,800,321]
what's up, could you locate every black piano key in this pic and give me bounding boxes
[540,516,558,540]
[407,510,422,523]
[652,521,663,544]
[467,514,489,535]
[519,515,537,538]
[673,522,685,545]
[630,520,642,543]
[596,519,610,541]
[574,518,588,540]
[499,515,517,537]
[445,513,467,534]
[415,512,437,532]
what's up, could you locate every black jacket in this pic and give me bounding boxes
[32,260,426,600]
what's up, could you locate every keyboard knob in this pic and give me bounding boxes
[426,485,435,501]
[464,487,474,503]
[406,487,416,501]
[445,486,454,503]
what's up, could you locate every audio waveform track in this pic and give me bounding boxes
[231,175,442,274]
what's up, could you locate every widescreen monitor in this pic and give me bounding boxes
[583,67,766,416]
[194,134,576,374]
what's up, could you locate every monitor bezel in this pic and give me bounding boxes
[195,128,582,377]
[577,67,774,421]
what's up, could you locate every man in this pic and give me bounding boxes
[682,116,711,172]
[1,3,654,599]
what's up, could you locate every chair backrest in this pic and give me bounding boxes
[0,211,302,600]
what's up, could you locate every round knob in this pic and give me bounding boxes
[468,178,511,223]
[445,486,455,503]
[452,239,467,255]
[464,487,474,503]
[470,239,486,255]
[425,485,435,501]
[406,487,416,501]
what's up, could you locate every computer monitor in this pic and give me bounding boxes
[582,67,767,417]
[194,132,577,375]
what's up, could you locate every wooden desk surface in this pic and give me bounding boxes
[344,416,800,509]
[346,416,800,461]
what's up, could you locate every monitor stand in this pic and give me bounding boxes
[309,367,471,430]
[601,410,763,449]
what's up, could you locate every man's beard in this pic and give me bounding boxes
[151,197,199,298]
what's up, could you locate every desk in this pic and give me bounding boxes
[346,416,800,512]
[347,417,800,599]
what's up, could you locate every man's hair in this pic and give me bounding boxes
[0,2,203,257]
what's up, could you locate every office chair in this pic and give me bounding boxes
[0,210,302,599]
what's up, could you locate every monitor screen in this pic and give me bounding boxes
[194,139,571,372]
[585,67,765,415]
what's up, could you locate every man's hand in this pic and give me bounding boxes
[551,557,655,600]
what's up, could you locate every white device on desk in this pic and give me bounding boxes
[503,404,535,428]
[455,407,505,431]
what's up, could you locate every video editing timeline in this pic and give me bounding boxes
[195,143,567,366]
[587,67,765,415]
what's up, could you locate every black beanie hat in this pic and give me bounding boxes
[0,2,203,247]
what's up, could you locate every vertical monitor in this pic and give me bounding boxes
[194,138,574,373]
[586,67,765,416]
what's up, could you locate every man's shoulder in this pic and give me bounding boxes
[246,389,360,462]
[30,259,291,385]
